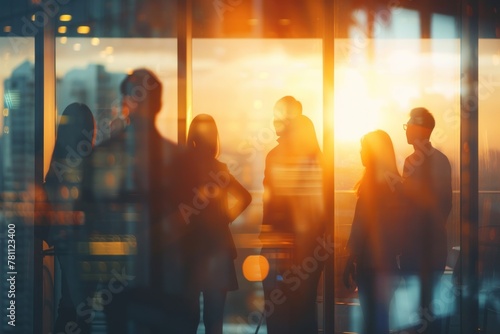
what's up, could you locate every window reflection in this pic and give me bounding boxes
[56,37,177,142]
[1,1,497,332]
[334,37,460,333]
[192,38,323,333]
[478,39,500,333]
[0,37,36,333]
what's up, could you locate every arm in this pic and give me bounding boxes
[226,174,252,223]
[261,153,273,227]
[346,195,367,257]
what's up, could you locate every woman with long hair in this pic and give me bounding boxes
[181,113,252,334]
[344,129,403,334]
[44,102,96,334]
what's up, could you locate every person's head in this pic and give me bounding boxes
[187,114,220,159]
[358,130,400,194]
[273,95,302,136]
[120,68,162,120]
[54,103,95,159]
[404,107,435,145]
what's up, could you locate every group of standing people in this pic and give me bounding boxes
[42,68,251,334]
[343,107,452,334]
[40,66,451,334]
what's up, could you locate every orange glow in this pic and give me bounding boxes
[70,186,79,199]
[89,241,136,255]
[334,68,382,142]
[77,26,91,34]
[242,255,269,281]
[104,171,116,187]
[59,14,72,22]
[59,185,69,199]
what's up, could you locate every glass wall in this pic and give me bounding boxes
[332,6,461,333]
[1,1,498,333]
[192,38,323,332]
[0,36,36,333]
[49,36,178,333]
[478,38,500,331]
[55,37,178,143]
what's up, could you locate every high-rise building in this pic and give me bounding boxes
[1,59,36,334]
[57,63,125,136]
[2,60,35,192]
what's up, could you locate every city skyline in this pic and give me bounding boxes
[2,37,500,191]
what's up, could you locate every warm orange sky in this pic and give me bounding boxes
[2,37,500,183]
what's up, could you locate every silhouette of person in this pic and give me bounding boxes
[176,113,252,334]
[82,68,179,333]
[399,107,452,334]
[343,130,403,334]
[43,102,96,334]
[260,96,325,334]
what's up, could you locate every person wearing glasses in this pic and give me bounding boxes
[399,107,452,334]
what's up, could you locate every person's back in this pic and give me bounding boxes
[177,113,251,334]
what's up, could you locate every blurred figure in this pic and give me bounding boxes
[83,68,179,333]
[343,130,403,334]
[399,107,452,334]
[44,102,96,334]
[177,113,251,334]
[260,95,325,334]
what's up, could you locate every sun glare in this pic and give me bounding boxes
[334,68,382,142]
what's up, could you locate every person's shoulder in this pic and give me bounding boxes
[214,159,231,172]
[265,143,283,161]
[431,145,451,165]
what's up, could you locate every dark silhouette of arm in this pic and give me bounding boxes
[226,174,252,223]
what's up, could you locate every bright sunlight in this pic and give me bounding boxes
[334,68,383,142]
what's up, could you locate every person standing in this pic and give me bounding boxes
[260,96,325,334]
[43,102,96,334]
[83,68,179,333]
[343,130,403,334]
[177,113,252,334]
[400,107,452,334]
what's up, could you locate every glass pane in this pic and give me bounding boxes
[0,36,35,333]
[334,11,461,334]
[478,38,500,331]
[49,37,177,332]
[192,38,323,333]
[56,37,177,142]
